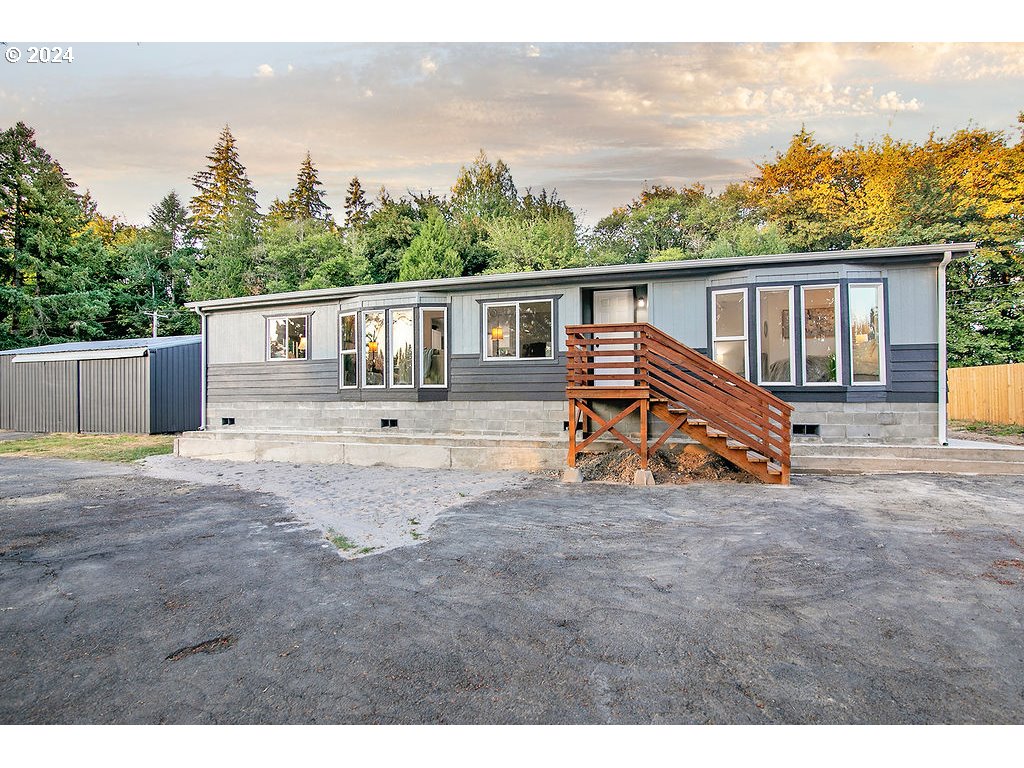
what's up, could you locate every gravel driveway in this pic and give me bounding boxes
[1,456,1022,723]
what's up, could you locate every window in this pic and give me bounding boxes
[801,285,841,385]
[756,287,795,385]
[483,299,554,360]
[268,315,308,360]
[420,308,447,387]
[849,283,885,385]
[363,311,386,387]
[339,312,357,388]
[711,289,747,377]
[389,308,414,387]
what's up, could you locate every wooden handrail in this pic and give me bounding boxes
[565,322,793,470]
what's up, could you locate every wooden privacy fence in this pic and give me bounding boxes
[948,363,1024,425]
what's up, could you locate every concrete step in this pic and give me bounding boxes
[792,440,1024,475]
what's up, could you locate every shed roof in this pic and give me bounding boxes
[0,335,201,358]
[184,242,976,313]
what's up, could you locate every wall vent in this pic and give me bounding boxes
[793,423,820,436]
[221,417,236,426]
[380,418,398,428]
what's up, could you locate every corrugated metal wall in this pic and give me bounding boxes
[0,356,80,432]
[78,356,150,433]
[0,340,201,434]
[150,343,201,432]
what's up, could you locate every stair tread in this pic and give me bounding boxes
[767,463,783,475]
[746,451,769,463]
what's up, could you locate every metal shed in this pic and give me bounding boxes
[0,336,201,434]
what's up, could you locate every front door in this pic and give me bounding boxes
[593,289,636,387]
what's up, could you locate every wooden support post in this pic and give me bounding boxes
[639,397,649,470]
[568,398,577,468]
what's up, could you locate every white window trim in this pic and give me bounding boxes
[419,306,448,388]
[482,298,555,362]
[800,284,842,387]
[755,286,796,386]
[338,311,358,389]
[361,310,387,388]
[710,288,748,379]
[266,314,310,362]
[388,307,416,389]
[849,282,887,387]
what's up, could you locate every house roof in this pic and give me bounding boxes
[0,335,201,360]
[185,242,976,313]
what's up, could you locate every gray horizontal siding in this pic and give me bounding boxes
[765,343,938,403]
[208,360,449,403]
[449,353,567,401]
[208,360,339,402]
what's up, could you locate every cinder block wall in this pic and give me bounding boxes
[207,400,569,437]
[206,399,938,444]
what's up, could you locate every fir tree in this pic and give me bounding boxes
[285,152,331,223]
[188,125,260,239]
[344,176,372,228]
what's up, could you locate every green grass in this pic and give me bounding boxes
[356,546,380,555]
[0,433,175,462]
[326,530,357,551]
[950,420,1024,438]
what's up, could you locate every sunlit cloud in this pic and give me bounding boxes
[6,42,1022,226]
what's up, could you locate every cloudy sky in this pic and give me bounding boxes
[3,42,1023,226]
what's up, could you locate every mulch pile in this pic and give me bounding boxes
[575,444,756,485]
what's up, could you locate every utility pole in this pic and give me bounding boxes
[143,310,168,338]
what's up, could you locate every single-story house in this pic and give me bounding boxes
[0,336,202,434]
[177,242,974,479]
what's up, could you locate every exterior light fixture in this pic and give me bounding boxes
[637,297,646,308]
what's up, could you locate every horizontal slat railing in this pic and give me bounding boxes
[565,323,793,468]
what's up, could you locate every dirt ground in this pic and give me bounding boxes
[1,456,1023,724]
[575,445,755,484]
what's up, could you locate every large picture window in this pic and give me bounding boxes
[268,315,308,360]
[483,299,554,360]
[363,311,386,387]
[711,289,747,378]
[339,312,357,388]
[802,285,841,385]
[756,287,794,385]
[389,308,414,387]
[420,308,447,387]
[849,283,885,385]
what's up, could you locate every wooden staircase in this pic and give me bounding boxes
[565,323,793,484]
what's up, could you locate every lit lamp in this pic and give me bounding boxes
[298,335,307,354]
[368,341,378,355]
[490,326,504,356]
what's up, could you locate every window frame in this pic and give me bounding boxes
[710,288,749,379]
[266,314,310,362]
[755,286,796,386]
[361,310,387,389]
[387,307,416,389]
[419,306,448,388]
[800,283,842,387]
[481,298,555,362]
[338,311,358,389]
[848,282,887,387]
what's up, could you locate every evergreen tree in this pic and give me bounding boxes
[188,126,262,299]
[281,152,331,223]
[399,208,462,281]
[0,122,112,346]
[344,176,372,228]
[361,195,423,284]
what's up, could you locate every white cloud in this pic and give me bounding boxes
[363,88,373,98]
[526,45,541,58]
[877,90,922,112]
[255,63,274,78]
[420,56,437,75]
